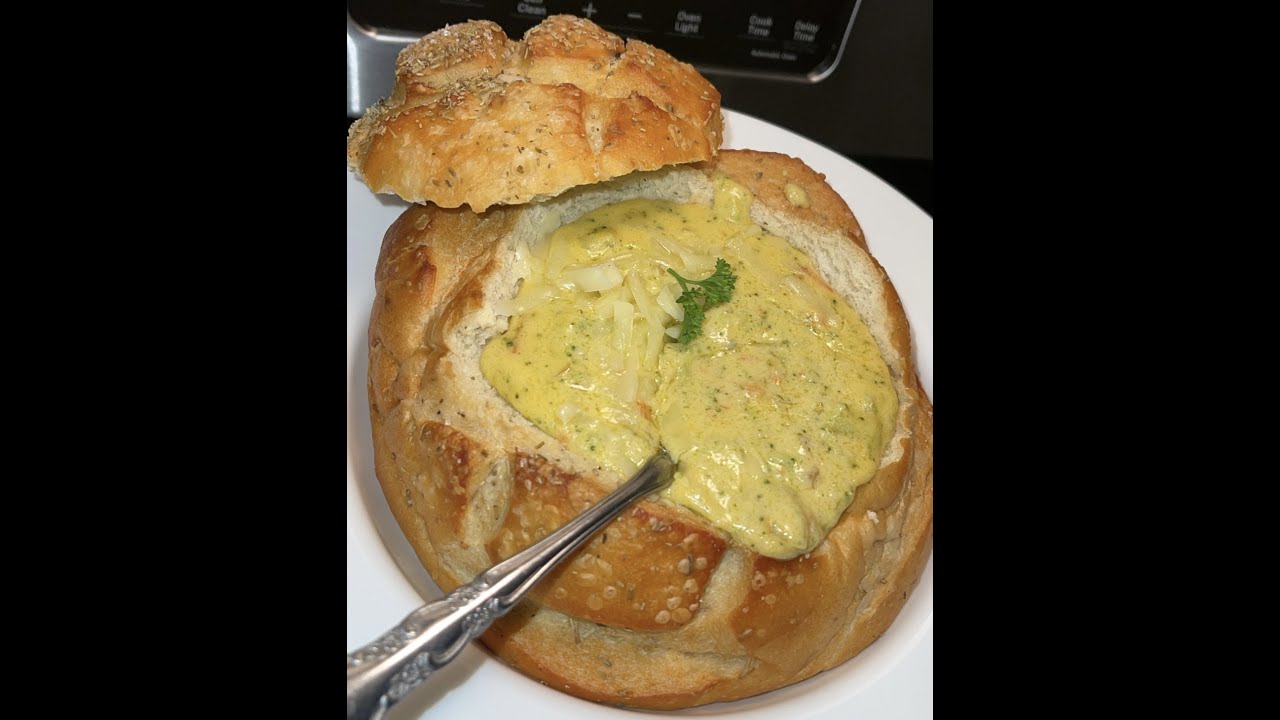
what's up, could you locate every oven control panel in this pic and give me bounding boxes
[348,1,862,115]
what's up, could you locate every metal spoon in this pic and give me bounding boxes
[346,452,675,720]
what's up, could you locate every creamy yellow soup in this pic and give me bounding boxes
[480,178,897,559]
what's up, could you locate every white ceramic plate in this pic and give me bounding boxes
[347,108,933,719]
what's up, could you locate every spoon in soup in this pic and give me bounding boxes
[346,452,675,720]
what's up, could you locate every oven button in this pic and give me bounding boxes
[747,14,773,40]
[793,19,820,43]
[516,0,547,18]
[673,9,702,36]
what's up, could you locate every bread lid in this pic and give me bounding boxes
[346,15,724,212]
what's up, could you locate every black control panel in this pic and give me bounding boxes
[348,0,861,81]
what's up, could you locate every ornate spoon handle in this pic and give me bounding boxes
[346,453,674,720]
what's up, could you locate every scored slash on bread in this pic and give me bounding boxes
[366,150,933,709]
[347,16,724,212]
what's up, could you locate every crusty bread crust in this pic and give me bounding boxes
[367,150,933,709]
[347,16,723,212]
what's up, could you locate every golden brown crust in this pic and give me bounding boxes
[367,151,933,708]
[347,16,723,212]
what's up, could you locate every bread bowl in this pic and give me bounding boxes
[349,15,933,711]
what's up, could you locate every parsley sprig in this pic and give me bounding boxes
[667,258,737,344]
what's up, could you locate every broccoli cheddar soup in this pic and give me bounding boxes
[481,178,897,559]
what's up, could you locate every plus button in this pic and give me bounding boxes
[582,3,598,19]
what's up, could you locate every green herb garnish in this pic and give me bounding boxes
[667,258,737,344]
